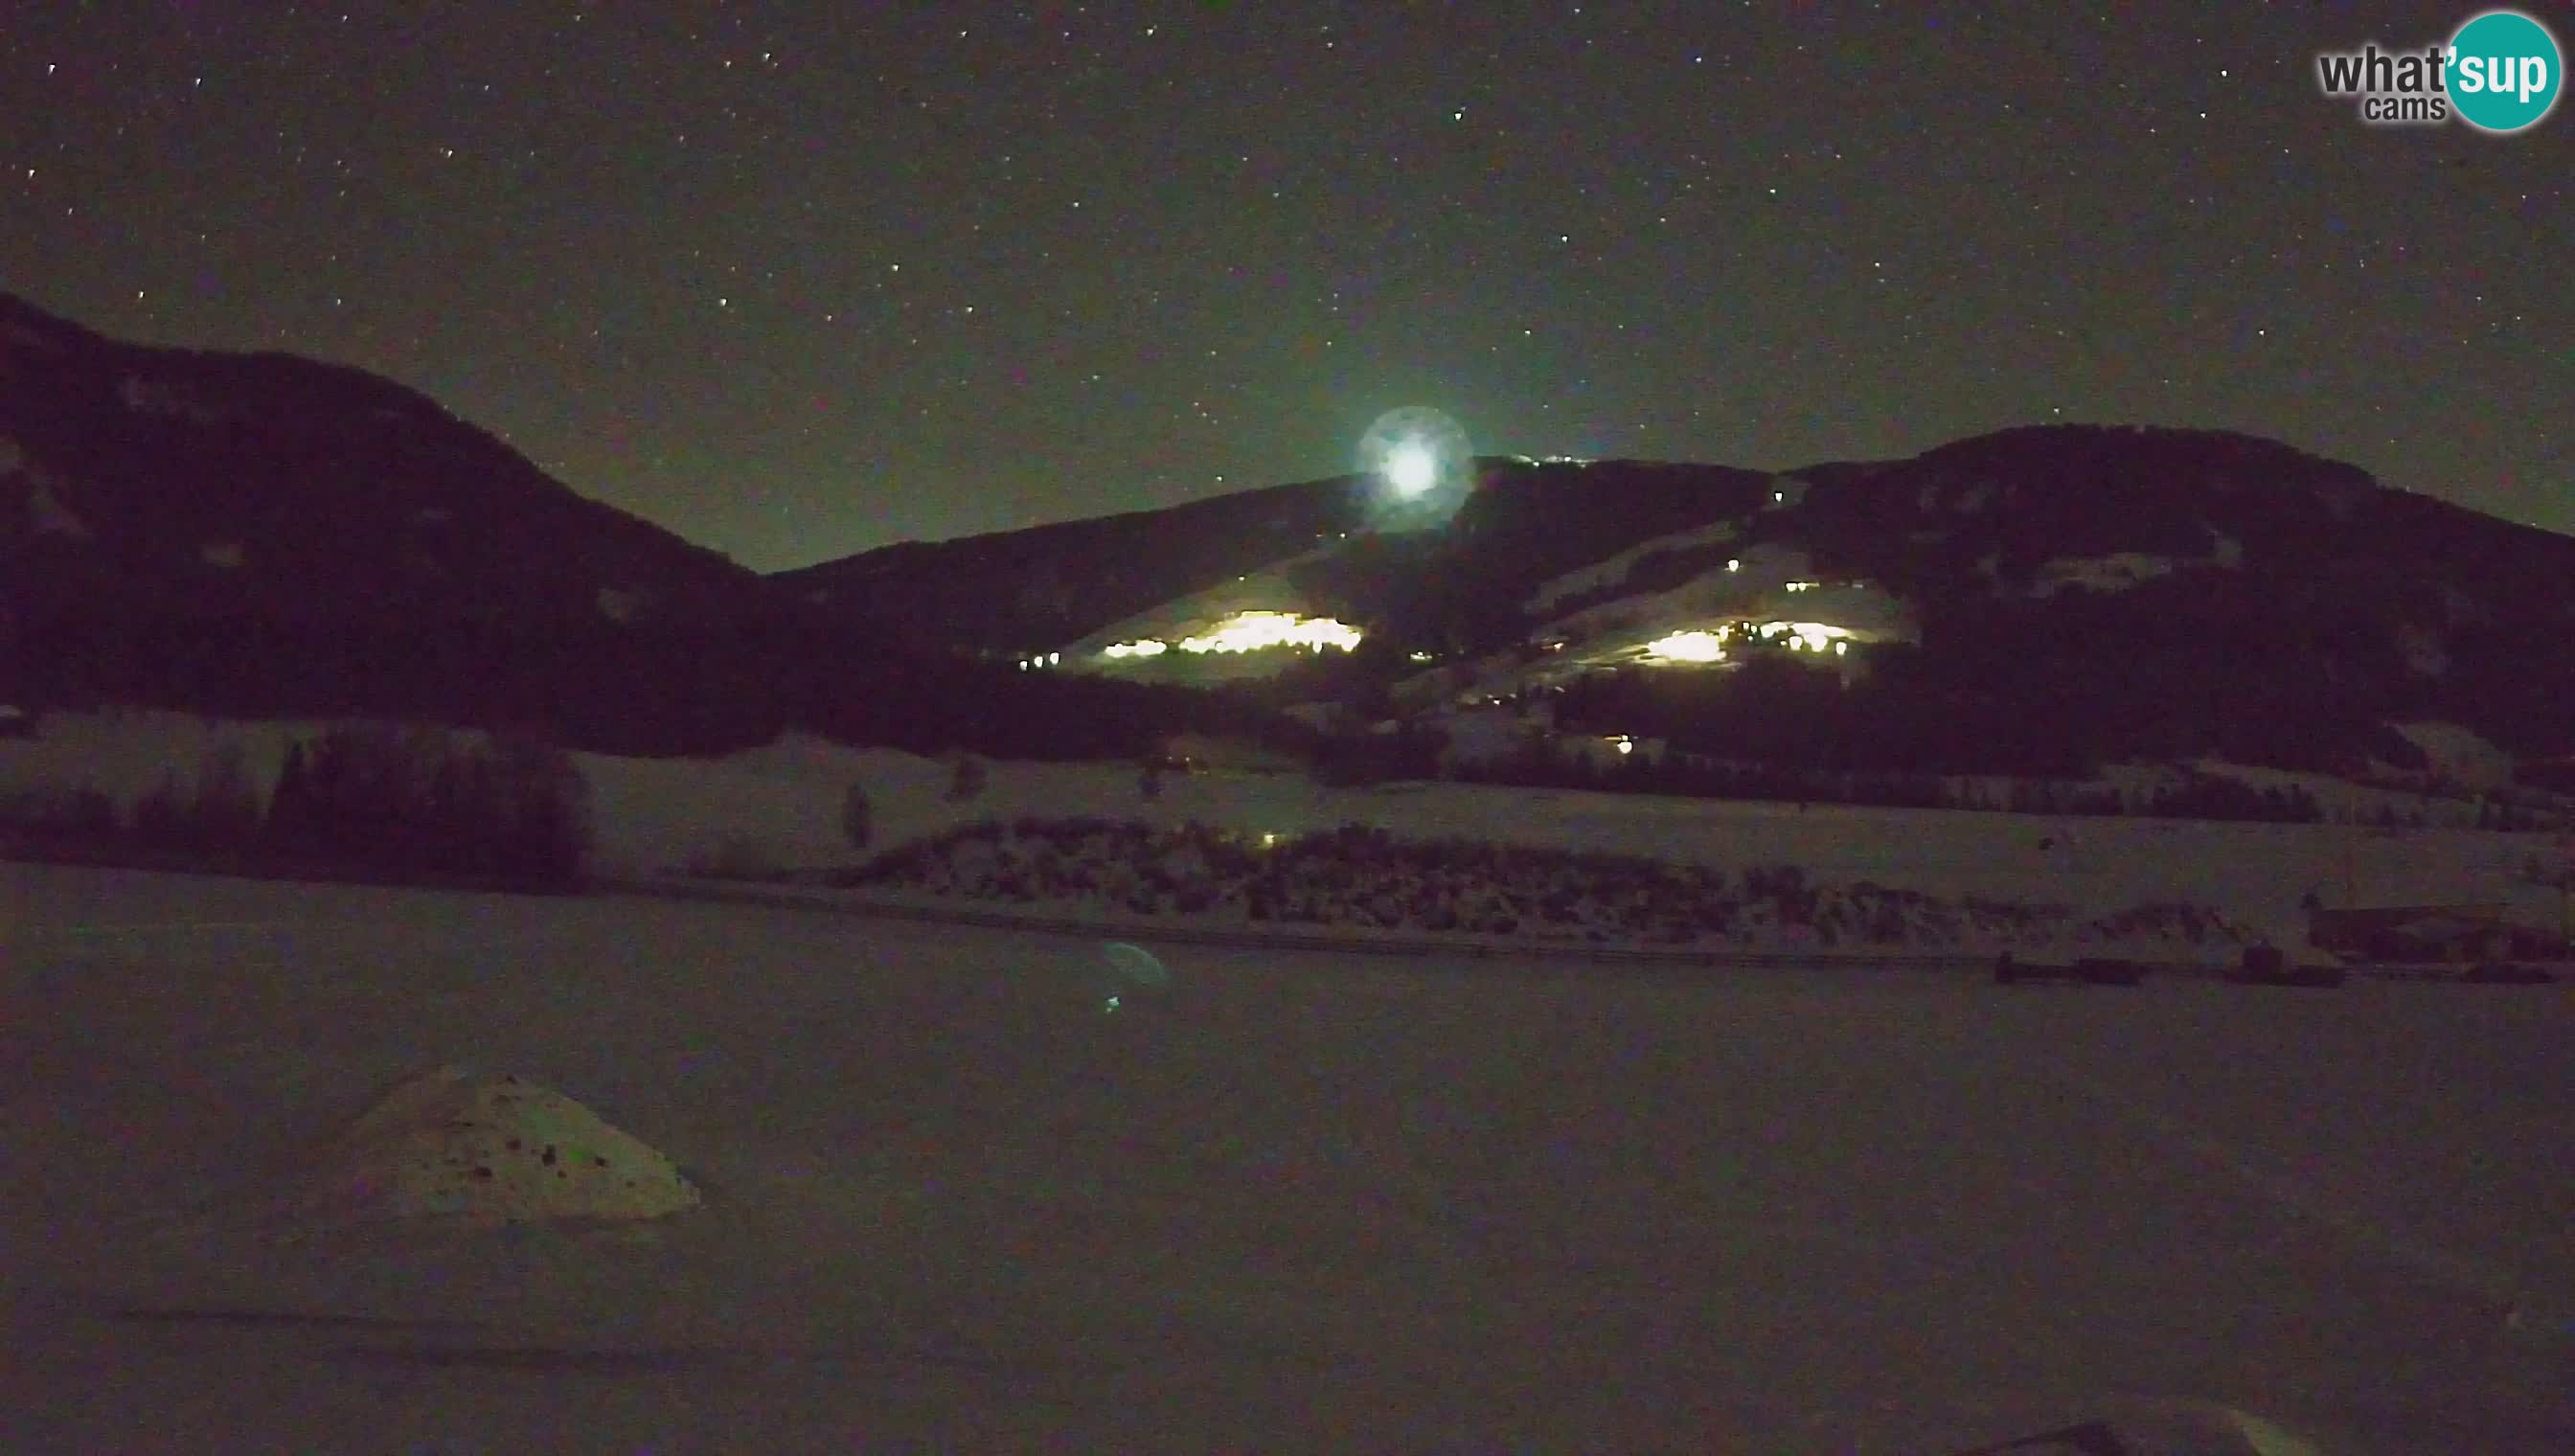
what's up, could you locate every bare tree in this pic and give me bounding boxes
[840,781,874,852]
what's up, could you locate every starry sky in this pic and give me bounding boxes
[3,3,2566,572]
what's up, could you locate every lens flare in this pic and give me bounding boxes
[1356,406,1473,529]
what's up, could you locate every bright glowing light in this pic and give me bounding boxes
[1643,621,1857,662]
[1726,558,1741,572]
[1101,611,1362,661]
[1180,610,1362,654]
[1384,441,1437,496]
[1645,629,1730,663]
[1612,737,1635,756]
[1357,406,1472,526]
[1752,621,1856,651]
[1785,580,1816,592]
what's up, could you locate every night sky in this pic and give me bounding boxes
[3,4,2565,572]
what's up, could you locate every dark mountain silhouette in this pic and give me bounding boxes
[0,291,804,752]
[7,292,2569,777]
[0,293,1297,759]
[774,478,1378,654]
[1751,425,2575,769]
[787,426,2575,776]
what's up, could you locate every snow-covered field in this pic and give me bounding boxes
[8,711,2570,957]
[3,862,2567,1452]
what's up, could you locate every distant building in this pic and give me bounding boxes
[1560,732,1667,771]
[2308,903,2511,963]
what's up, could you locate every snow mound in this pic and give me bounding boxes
[269,1065,701,1230]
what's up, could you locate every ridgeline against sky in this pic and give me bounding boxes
[2,4,2563,570]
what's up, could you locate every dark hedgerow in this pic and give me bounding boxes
[833,816,2246,952]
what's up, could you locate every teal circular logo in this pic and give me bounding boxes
[2448,10,2563,133]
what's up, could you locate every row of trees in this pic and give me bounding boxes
[265,725,592,885]
[1449,739,2353,824]
[1447,736,2572,829]
[0,725,593,887]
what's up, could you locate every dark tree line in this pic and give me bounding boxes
[0,725,593,888]
[265,724,591,886]
[1454,739,2337,824]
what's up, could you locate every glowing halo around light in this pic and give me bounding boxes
[1356,406,1473,529]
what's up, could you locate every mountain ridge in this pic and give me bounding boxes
[6,291,2569,776]
[1,290,795,751]
[789,424,2575,770]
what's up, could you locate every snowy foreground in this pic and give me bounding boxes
[5,863,2568,1453]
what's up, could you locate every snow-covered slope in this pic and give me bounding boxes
[2388,720,2518,790]
[1397,542,1918,708]
[1522,518,1742,616]
[1054,545,1361,683]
